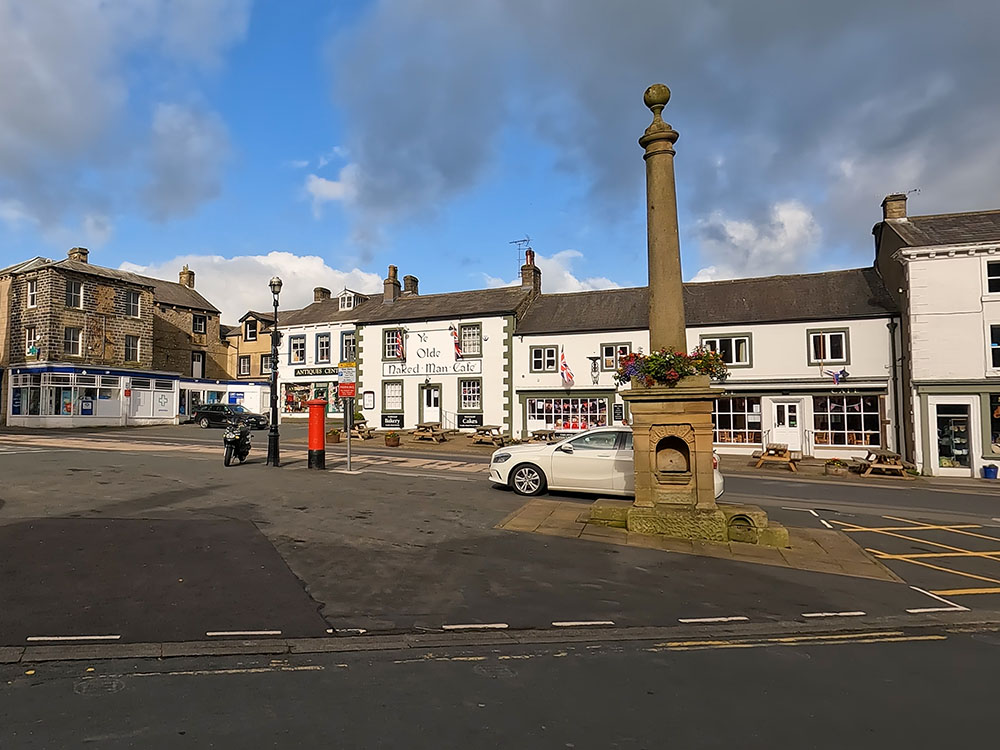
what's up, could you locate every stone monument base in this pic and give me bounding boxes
[589,499,789,548]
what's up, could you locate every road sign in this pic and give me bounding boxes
[338,361,357,383]
[337,381,356,398]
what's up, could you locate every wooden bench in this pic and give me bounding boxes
[531,429,556,443]
[350,419,374,440]
[470,424,506,447]
[857,449,912,479]
[412,422,447,443]
[754,443,799,472]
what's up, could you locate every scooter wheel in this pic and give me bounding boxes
[224,444,234,467]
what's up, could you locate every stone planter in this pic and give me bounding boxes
[385,435,401,447]
[630,374,713,390]
[326,431,341,444]
[824,463,848,476]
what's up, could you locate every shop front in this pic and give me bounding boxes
[8,363,179,427]
[920,392,982,478]
[280,367,343,420]
[178,379,269,419]
[516,389,626,438]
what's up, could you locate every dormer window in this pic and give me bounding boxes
[339,293,354,311]
[245,319,257,341]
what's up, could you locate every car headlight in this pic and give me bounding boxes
[492,453,511,464]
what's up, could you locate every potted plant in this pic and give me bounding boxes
[615,346,729,388]
[326,427,342,444]
[384,430,400,447]
[824,457,850,476]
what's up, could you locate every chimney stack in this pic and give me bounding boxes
[403,275,419,295]
[881,193,907,221]
[68,247,89,263]
[178,265,195,288]
[520,248,541,294]
[314,286,331,302]
[383,265,401,303]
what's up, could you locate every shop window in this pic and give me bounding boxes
[341,331,357,362]
[812,395,880,447]
[260,354,272,374]
[712,397,762,444]
[125,291,141,318]
[937,404,970,469]
[525,397,608,431]
[193,315,207,335]
[991,395,1000,454]
[27,279,37,308]
[283,382,310,413]
[989,261,1000,294]
[601,343,631,370]
[244,319,257,341]
[808,330,848,365]
[460,324,482,356]
[383,381,403,412]
[238,355,251,376]
[530,346,558,372]
[63,327,82,357]
[316,333,331,363]
[66,280,82,309]
[384,329,403,359]
[154,380,173,391]
[289,335,306,364]
[702,336,750,366]
[124,335,140,362]
[131,378,152,390]
[459,379,481,411]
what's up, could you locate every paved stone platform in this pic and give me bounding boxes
[496,498,901,582]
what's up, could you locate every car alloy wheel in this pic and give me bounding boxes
[199,417,210,428]
[511,464,545,496]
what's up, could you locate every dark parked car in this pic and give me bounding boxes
[192,404,268,429]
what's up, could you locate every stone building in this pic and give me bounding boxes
[150,265,229,380]
[225,310,278,380]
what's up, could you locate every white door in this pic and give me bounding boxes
[550,430,619,491]
[191,352,205,379]
[423,386,440,423]
[771,400,802,451]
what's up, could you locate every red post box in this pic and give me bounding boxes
[306,398,328,470]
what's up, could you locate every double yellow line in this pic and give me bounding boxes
[645,630,945,653]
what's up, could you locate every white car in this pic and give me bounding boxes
[490,426,724,499]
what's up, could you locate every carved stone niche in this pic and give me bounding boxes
[650,424,694,485]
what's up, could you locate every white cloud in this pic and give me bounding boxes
[0,0,249,233]
[484,249,622,293]
[143,103,231,221]
[285,159,310,169]
[689,201,820,281]
[305,164,360,217]
[120,251,383,323]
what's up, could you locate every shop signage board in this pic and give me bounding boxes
[381,329,483,377]
[81,399,94,416]
[294,367,339,377]
[381,413,404,429]
[457,413,484,428]
[228,392,245,404]
[338,381,356,398]
[613,403,625,422]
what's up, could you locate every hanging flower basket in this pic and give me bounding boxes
[615,347,729,388]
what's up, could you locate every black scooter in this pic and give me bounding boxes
[223,418,252,466]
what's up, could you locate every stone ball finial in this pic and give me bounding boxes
[644,84,671,110]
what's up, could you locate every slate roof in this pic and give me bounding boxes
[884,209,1000,247]
[356,286,534,325]
[514,267,897,335]
[4,257,220,313]
[239,310,276,324]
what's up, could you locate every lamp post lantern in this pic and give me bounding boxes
[266,275,283,467]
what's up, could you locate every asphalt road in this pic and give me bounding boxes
[3,625,997,748]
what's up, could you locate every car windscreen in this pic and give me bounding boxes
[231,405,250,413]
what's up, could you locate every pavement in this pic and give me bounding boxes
[2,424,1000,657]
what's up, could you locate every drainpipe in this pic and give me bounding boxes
[887,319,904,458]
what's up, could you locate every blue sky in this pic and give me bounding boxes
[1,0,998,321]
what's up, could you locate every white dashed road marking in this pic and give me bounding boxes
[26,634,121,642]
[801,611,866,618]
[442,623,509,631]
[677,616,750,624]
[205,630,283,637]
[551,620,615,627]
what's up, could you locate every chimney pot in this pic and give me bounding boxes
[383,264,401,303]
[178,265,195,288]
[520,248,541,294]
[403,275,419,295]
[313,286,331,302]
[68,247,89,263]
[882,193,907,220]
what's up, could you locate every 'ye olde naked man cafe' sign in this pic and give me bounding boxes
[381,345,482,377]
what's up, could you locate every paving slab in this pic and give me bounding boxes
[22,643,162,662]
[161,639,290,658]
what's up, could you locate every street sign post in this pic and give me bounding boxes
[338,362,357,471]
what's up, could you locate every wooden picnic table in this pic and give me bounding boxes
[754,443,799,472]
[412,421,447,443]
[350,418,374,440]
[471,424,506,447]
[856,448,913,479]
[530,429,556,442]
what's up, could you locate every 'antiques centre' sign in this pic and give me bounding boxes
[381,328,482,377]
[294,367,338,377]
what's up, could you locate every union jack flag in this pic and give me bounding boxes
[394,330,405,360]
[559,347,575,386]
[449,324,463,359]
[824,368,848,384]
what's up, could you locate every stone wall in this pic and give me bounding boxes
[7,268,153,368]
[152,304,230,379]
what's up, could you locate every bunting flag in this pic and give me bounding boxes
[824,368,849,384]
[449,324,463,359]
[559,347,575,386]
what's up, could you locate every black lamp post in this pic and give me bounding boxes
[265,275,283,467]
